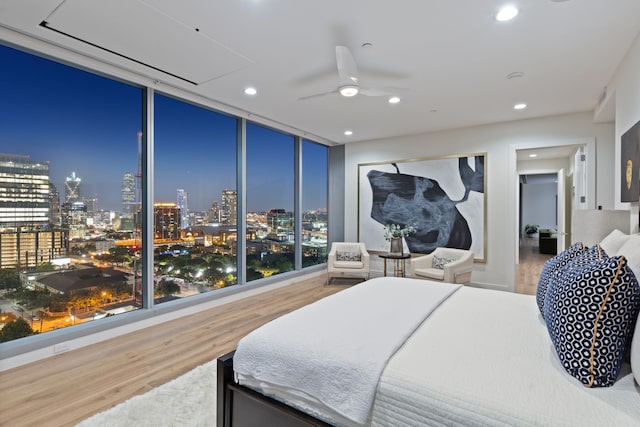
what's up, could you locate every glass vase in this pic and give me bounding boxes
[390,237,403,254]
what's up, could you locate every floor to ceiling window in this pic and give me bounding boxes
[0,44,329,347]
[0,44,143,340]
[153,94,238,301]
[245,123,295,281]
[302,140,328,267]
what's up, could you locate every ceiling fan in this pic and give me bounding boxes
[298,45,405,100]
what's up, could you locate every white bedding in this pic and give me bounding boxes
[234,278,640,426]
[234,277,460,425]
[372,285,640,427]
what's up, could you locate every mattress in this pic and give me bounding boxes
[371,286,640,427]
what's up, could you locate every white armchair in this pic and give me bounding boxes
[327,242,370,284]
[410,247,474,284]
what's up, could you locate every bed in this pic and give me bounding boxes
[217,237,640,426]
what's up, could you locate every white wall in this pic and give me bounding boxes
[345,112,614,291]
[522,182,557,231]
[611,31,640,231]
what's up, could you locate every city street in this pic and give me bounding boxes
[0,298,81,332]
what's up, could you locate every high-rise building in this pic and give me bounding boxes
[266,208,294,241]
[177,189,189,229]
[0,153,50,229]
[121,172,136,215]
[84,196,98,223]
[61,201,88,240]
[0,153,68,269]
[208,201,221,224]
[221,189,237,225]
[65,171,82,203]
[49,182,61,227]
[154,202,180,240]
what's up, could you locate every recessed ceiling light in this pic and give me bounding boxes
[514,103,527,110]
[244,87,257,95]
[344,130,353,136]
[529,153,538,158]
[388,96,400,104]
[496,5,519,21]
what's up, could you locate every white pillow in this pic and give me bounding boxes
[599,229,629,255]
[617,234,640,278]
[632,312,640,385]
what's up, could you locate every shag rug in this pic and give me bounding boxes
[76,360,217,427]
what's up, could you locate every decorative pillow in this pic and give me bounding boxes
[433,255,456,269]
[616,234,640,278]
[599,229,629,256]
[543,244,608,323]
[336,251,361,262]
[536,242,587,316]
[631,311,640,385]
[545,255,640,387]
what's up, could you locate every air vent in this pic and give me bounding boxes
[39,0,252,85]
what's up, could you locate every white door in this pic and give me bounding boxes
[556,168,566,253]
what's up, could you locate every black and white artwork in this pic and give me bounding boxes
[621,119,640,202]
[358,154,486,261]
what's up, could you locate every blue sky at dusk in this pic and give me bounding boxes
[0,44,327,213]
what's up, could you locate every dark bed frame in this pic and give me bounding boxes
[217,351,333,427]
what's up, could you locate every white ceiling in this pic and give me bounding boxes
[1,0,639,145]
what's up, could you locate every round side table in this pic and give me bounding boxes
[379,253,411,277]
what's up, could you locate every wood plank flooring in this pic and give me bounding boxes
[516,236,552,295]
[0,275,348,427]
[1,249,547,427]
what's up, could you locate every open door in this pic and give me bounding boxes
[556,168,566,253]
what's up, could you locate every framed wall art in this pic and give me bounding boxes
[358,153,487,262]
[621,119,640,202]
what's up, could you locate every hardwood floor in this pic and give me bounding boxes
[515,236,553,295]
[0,275,348,427]
[1,255,547,427]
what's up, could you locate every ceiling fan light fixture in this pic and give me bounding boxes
[339,85,359,97]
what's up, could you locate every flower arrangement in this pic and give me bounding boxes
[383,223,417,241]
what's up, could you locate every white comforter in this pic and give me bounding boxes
[234,277,460,425]
[372,285,640,427]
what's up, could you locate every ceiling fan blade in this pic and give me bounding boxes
[359,87,409,97]
[298,88,338,100]
[336,45,359,87]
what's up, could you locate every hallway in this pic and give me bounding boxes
[516,236,553,295]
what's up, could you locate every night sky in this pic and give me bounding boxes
[1,44,327,213]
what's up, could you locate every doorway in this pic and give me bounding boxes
[513,144,588,293]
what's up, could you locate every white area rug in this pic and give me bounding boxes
[76,360,217,427]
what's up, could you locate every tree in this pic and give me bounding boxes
[156,279,180,297]
[0,268,21,291]
[0,317,35,342]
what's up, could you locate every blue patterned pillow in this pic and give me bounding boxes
[543,245,608,324]
[543,245,609,323]
[536,242,586,316]
[545,255,640,387]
